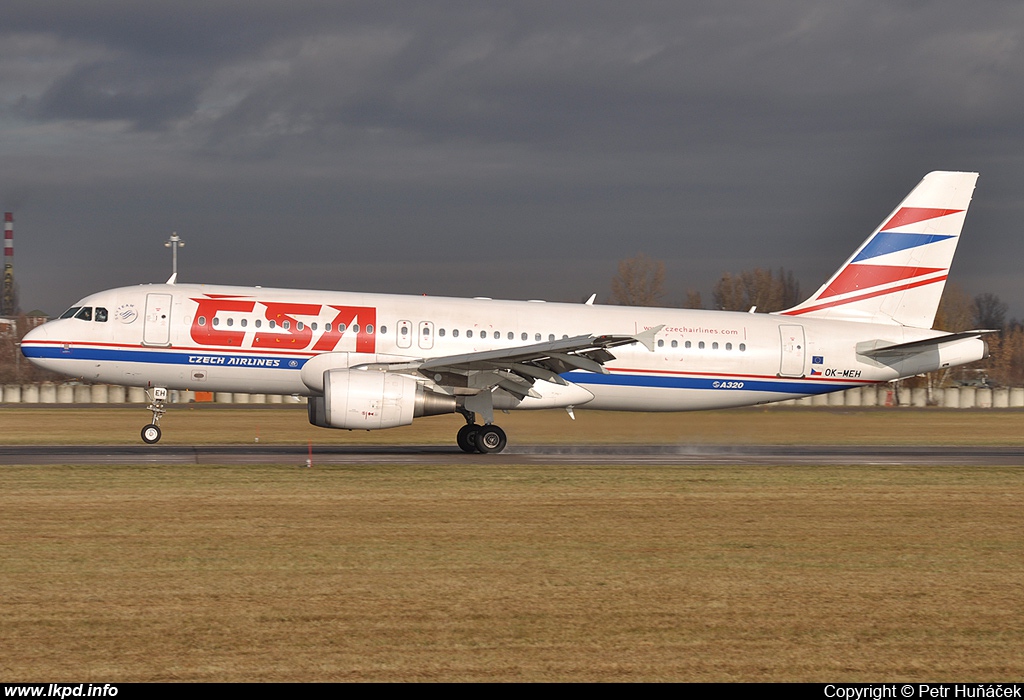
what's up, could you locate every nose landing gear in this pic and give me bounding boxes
[141,387,168,444]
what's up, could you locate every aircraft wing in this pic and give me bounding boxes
[357,325,663,400]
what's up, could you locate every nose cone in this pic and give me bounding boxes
[22,322,47,344]
[20,321,54,368]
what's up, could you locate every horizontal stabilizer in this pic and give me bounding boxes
[856,330,997,358]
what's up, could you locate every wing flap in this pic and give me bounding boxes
[355,326,663,395]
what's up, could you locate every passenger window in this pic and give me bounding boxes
[366,325,374,334]
[423,326,430,336]
[453,329,459,338]
[352,324,360,333]
[480,330,487,339]
[535,333,541,341]
[467,330,474,338]
[74,307,93,321]
[657,339,664,348]
[310,322,316,331]
[296,321,303,331]
[95,307,108,322]
[401,326,409,336]
[671,340,678,348]
[213,317,220,327]
[438,328,445,337]
[226,318,233,327]
[60,307,81,319]
[241,319,247,328]
[699,341,705,349]
[739,343,746,352]
[338,323,346,332]
[685,340,691,349]
[508,332,514,340]
[268,320,275,329]
[712,342,719,350]
[521,332,527,341]
[198,316,206,326]
[255,319,262,328]
[726,342,732,350]
[323,322,329,332]
[283,321,290,330]
[549,334,555,342]
[380,326,387,334]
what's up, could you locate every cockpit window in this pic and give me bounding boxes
[73,307,93,321]
[95,307,108,322]
[60,307,81,319]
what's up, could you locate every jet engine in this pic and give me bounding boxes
[308,368,456,430]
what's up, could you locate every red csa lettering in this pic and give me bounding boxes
[190,297,255,346]
[312,305,377,353]
[254,302,321,349]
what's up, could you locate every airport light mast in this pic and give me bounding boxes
[164,232,184,280]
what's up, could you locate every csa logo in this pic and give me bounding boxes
[115,304,138,324]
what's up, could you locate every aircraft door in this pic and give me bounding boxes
[143,293,173,346]
[778,324,805,377]
[396,320,412,349]
[418,321,434,350]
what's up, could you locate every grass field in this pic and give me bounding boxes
[3,404,1024,445]
[2,408,1023,681]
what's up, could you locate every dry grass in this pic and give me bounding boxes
[2,460,1022,681]
[2,405,1024,445]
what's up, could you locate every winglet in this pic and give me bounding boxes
[632,324,664,352]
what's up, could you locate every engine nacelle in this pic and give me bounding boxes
[308,369,456,430]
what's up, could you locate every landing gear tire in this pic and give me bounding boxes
[457,424,479,453]
[141,424,162,444]
[474,425,507,454]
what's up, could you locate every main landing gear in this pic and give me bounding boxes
[141,387,168,444]
[455,410,508,454]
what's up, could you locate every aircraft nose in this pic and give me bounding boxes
[20,322,52,363]
[22,322,48,345]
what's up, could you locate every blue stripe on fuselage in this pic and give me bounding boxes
[562,371,854,395]
[21,345,308,369]
[22,345,858,394]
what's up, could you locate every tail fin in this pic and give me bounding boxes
[778,171,979,328]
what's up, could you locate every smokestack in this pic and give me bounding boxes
[2,212,14,316]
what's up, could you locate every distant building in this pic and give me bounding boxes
[0,310,48,338]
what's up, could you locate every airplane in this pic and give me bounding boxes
[20,171,990,453]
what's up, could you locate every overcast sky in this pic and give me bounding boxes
[2,1,1023,318]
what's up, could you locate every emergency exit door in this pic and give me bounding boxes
[143,293,173,346]
[778,324,805,377]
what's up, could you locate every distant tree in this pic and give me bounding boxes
[973,292,1008,331]
[610,253,666,307]
[682,289,703,309]
[934,283,975,331]
[712,267,800,312]
[0,314,62,384]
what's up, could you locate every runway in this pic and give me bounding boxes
[2,444,1023,465]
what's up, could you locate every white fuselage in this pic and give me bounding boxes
[21,282,984,412]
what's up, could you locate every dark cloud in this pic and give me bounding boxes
[35,57,204,129]
[1,1,1023,317]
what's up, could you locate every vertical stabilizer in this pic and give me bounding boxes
[778,171,978,328]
